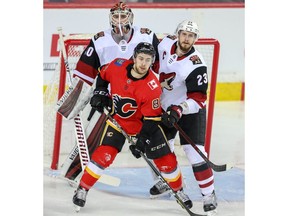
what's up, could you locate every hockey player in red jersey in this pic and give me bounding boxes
[73,1,159,85]
[151,20,218,214]
[72,42,192,211]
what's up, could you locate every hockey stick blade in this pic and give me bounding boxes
[98,174,121,187]
[103,108,206,216]
[74,173,120,187]
[174,123,232,172]
[50,170,120,187]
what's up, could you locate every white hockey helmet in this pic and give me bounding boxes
[175,20,200,41]
[109,2,134,33]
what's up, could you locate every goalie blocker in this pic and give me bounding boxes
[56,76,93,120]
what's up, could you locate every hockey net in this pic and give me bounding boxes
[43,34,220,170]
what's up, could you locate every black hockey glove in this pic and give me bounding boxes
[90,87,111,113]
[161,105,183,128]
[129,135,150,159]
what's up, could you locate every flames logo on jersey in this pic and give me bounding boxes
[159,72,176,91]
[112,95,137,118]
[190,55,202,65]
[140,28,152,35]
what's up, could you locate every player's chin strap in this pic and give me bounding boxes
[102,107,205,216]
[173,123,233,172]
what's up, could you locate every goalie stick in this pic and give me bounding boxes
[60,111,104,179]
[103,107,206,216]
[57,27,120,187]
[174,123,233,172]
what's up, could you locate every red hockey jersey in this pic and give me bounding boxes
[99,58,162,135]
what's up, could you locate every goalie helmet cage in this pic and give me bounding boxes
[43,34,220,170]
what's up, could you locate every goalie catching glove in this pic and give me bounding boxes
[161,105,183,128]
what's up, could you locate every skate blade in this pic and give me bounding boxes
[149,190,170,199]
[74,205,81,213]
[207,209,217,216]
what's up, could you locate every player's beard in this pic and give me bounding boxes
[132,65,148,78]
[178,41,192,54]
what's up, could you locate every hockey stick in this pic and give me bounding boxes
[58,27,89,169]
[57,27,120,187]
[103,108,206,216]
[174,123,233,172]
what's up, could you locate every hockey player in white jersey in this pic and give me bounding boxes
[152,20,218,214]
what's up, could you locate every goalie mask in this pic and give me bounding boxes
[109,1,134,36]
[175,20,200,41]
[133,42,156,63]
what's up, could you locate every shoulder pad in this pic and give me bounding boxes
[140,28,152,35]
[167,35,177,40]
[94,31,105,40]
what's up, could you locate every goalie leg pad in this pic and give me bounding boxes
[91,145,118,169]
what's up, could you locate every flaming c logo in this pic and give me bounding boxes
[113,95,138,118]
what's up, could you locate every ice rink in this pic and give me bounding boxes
[43,101,245,216]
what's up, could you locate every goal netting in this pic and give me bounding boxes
[43,33,220,170]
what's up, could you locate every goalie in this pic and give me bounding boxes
[58,1,160,182]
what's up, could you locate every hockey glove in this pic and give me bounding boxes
[90,87,111,113]
[129,135,150,159]
[161,105,183,128]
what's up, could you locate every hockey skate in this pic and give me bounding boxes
[203,190,217,215]
[176,189,193,209]
[73,186,88,212]
[149,180,170,198]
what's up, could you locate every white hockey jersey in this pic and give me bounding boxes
[158,36,208,114]
[73,26,158,85]
[93,26,155,66]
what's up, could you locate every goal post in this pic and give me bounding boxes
[43,34,220,170]
[197,38,220,158]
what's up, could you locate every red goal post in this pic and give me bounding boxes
[43,34,220,170]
